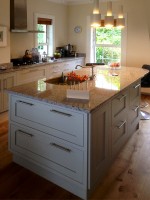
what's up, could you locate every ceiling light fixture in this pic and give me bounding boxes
[105,1,114,28]
[91,0,125,29]
[91,0,101,27]
[116,5,125,29]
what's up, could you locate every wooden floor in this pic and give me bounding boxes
[1,95,150,200]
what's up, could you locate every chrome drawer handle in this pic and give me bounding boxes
[117,120,126,129]
[117,94,127,101]
[50,109,72,117]
[134,83,140,89]
[16,130,34,137]
[132,105,140,112]
[17,100,34,106]
[50,143,71,153]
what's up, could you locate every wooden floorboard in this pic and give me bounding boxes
[0,95,150,199]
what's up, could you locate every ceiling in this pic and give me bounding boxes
[47,0,120,5]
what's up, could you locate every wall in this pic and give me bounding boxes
[1,0,150,67]
[0,0,10,63]
[68,0,150,68]
[10,0,68,58]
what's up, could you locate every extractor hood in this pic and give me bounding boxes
[10,0,43,33]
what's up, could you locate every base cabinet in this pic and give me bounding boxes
[46,58,85,79]
[0,72,16,113]
[8,80,141,200]
[89,102,111,190]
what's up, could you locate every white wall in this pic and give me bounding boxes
[1,0,150,67]
[68,0,150,68]
[10,0,68,58]
[0,0,10,63]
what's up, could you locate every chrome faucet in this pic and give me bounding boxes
[89,65,96,80]
[75,64,83,69]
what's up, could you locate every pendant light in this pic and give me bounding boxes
[105,1,114,28]
[116,5,125,28]
[91,0,101,27]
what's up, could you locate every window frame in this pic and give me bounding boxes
[93,27,122,64]
[86,14,127,66]
[34,13,55,57]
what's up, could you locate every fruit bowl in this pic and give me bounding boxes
[109,62,120,69]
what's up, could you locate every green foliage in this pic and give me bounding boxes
[95,28,121,64]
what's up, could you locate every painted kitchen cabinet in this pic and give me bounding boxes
[0,72,16,113]
[111,88,129,158]
[16,65,47,85]
[89,101,111,191]
[46,57,85,79]
[128,80,141,137]
[8,81,141,199]
[9,94,88,199]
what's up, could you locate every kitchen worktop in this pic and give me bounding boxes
[6,66,148,112]
[0,57,83,74]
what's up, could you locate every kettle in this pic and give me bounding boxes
[23,50,32,59]
[65,44,73,52]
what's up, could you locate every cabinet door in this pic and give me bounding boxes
[3,72,16,111]
[89,101,111,189]
[47,63,64,79]
[17,66,47,85]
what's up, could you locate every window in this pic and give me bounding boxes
[93,27,122,65]
[34,14,55,57]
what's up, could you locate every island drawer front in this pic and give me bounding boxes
[10,95,84,146]
[129,80,141,103]
[9,123,84,183]
[111,89,129,123]
[111,112,128,158]
[129,98,140,125]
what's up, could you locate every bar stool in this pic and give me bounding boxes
[140,64,150,120]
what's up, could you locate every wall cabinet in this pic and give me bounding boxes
[0,72,16,113]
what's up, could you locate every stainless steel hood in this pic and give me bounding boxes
[10,0,43,33]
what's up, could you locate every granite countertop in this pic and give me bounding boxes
[6,66,148,113]
[0,57,84,74]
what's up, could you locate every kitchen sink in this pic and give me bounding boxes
[45,76,88,85]
[45,76,67,85]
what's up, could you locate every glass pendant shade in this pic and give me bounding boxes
[105,1,114,28]
[91,13,101,27]
[93,0,100,14]
[105,16,114,28]
[116,18,125,28]
[116,5,125,28]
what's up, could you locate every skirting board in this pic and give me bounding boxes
[13,154,87,200]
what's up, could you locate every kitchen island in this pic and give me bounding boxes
[7,66,148,199]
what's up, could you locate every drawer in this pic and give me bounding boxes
[130,80,141,103]
[10,123,84,183]
[129,98,140,125]
[10,95,84,146]
[111,112,128,158]
[47,64,64,78]
[111,89,129,123]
